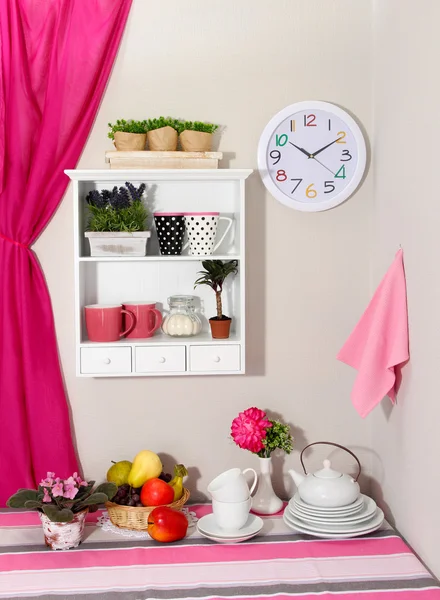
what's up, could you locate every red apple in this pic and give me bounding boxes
[147,506,188,543]
[140,478,174,507]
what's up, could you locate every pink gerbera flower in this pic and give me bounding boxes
[231,407,272,453]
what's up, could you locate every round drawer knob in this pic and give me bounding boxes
[103,358,111,365]
[158,357,166,363]
[213,356,221,363]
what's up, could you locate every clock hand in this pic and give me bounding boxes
[312,157,335,176]
[310,136,344,158]
[289,142,313,158]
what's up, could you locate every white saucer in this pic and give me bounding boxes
[288,496,377,525]
[197,529,260,543]
[284,507,384,536]
[197,513,263,539]
[292,493,364,514]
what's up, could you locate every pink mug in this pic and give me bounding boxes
[85,304,136,342]
[122,301,162,339]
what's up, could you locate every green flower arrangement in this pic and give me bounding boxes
[146,116,185,134]
[107,119,148,140]
[180,121,219,134]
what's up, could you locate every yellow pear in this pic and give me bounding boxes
[128,450,162,488]
[106,460,132,486]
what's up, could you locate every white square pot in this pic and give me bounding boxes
[84,231,151,257]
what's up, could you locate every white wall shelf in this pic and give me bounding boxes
[66,168,252,378]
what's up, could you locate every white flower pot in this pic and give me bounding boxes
[251,457,283,515]
[39,509,88,550]
[85,231,151,257]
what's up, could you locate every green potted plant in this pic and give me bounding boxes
[7,471,117,550]
[194,259,238,339]
[108,119,148,151]
[85,182,150,256]
[146,117,182,151]
[179,121,219,152]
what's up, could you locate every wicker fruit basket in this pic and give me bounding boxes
[105,488,190,531]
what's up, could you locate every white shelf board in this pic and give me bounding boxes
[80,331,241,346]
[78,254,241,262]
[65,169,253,182]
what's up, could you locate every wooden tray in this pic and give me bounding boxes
[105,151,222,170]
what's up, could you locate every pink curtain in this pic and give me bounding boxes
[0,0,132,505]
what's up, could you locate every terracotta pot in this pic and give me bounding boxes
[180,130,212,152]
[147,126,178,151]
[209,317,231,339]
[113,131,147,151]
[39,508,88,550]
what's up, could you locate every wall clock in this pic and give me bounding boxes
[257,101,367,212]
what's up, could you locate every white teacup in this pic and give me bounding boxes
[212,497,252,531]
[207,468,258,503]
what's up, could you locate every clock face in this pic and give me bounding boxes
[257,101,367,212]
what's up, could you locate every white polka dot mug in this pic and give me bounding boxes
[153,212,186,255]
[183,212,233,256]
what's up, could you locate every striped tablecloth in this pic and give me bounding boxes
[0,504,439,600]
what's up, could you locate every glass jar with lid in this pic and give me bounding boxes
[161,295,202,337]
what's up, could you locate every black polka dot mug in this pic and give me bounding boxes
[153,212,186,255]
[183,212,233,256]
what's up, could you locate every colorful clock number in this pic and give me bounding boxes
[270,150,281,165]
[276,169,288,182]
[336,131,346,143]
[290,120,296,132]
[324,181,336,194]
[276,134,288,147]
[306,183,317,198]
[290,178,303,194]
[341,149,352,161]
[334,165,346,179]
[304,114,317,127]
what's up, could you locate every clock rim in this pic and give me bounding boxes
[257,100,367,212]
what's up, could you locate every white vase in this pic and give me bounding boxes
[251,456,283,515]
[39,509,88,550]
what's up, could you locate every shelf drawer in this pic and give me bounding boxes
[135,346,186,373]
[80,347,132,375]
[189,344,241,372]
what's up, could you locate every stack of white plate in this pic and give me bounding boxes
[283,493,384,539]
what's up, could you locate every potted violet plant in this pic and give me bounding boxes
[145,117,182,151]
[194,259,238,339]
[7,472,117,550]
[231,408,294,515]
[85,182,150,256]
[108,119,148,151]
[179,121,219,152]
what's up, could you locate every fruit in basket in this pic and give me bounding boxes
[140,478,174,507]
[158,471,172,483]
[147,506,188,543]
[107,461,132,486]
[169,464,188,502]
[128,450,162,488]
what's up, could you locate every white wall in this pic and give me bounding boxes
[372,0,440,576]
[34,0,373,500]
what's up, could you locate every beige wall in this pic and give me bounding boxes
[372,0,440,576]
[34,0,373,500]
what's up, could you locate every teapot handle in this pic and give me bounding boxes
[300,441,361,482]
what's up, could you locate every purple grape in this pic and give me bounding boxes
[132,494,140,502]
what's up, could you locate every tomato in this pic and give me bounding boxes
[140,478,174,507]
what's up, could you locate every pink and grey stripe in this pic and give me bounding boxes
[0,504,438,599]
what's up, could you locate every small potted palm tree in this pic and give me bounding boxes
[179,121,219,152]
[194,259,238,339]
[108,119,148,150]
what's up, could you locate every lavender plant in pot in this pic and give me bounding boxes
[108,119,148,151]
[7,472,117,550]
[85,182,150,257]
[194,259,238,339]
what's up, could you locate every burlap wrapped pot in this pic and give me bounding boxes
[180,130,212,152]
[113,131,147,151]
[147,126,178,151]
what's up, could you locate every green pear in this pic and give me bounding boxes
[106,460,132,486]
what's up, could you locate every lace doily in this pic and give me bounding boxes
[97,508,198,540]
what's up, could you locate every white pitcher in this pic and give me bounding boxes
[207,467,258,502]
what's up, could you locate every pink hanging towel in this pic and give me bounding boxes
[337,249,409,418]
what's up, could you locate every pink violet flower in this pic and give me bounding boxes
[231,407,272,453]
[51,482,64,498]
[39,471,56,488]
[42,488,52,503]
[63,483,79,500]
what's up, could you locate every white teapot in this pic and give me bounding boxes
[289,442,361,508]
